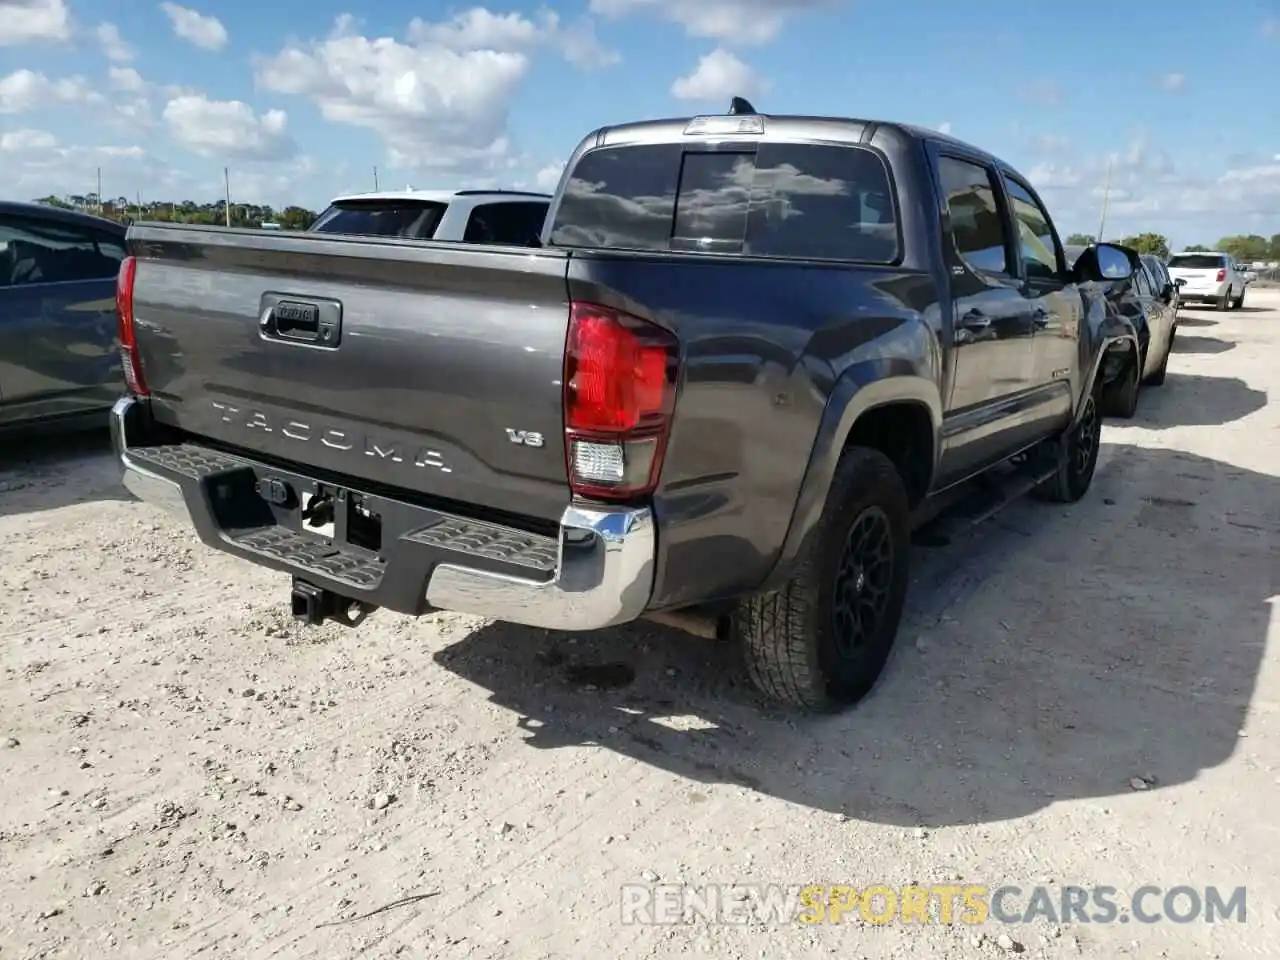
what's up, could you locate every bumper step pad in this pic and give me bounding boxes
[229,525,385,588]
[124,442,558,593]
[405,517,556,574]
[128,442,247,479]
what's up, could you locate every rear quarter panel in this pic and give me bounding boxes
[569,253,944,610]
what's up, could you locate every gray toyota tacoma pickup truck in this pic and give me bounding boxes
[110,101,1138,711]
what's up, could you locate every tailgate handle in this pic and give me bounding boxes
[259,294,342,348]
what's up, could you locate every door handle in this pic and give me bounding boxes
[959,309,992,331]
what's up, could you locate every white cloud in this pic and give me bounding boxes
[533,161,565,190]
[222,156,322,206]
[163,94,296,161]
[937,121,952,135]
[108,67,147,93]
[0,69,101,113]
[1024,133,1280,243]
[1158,72,1186,92]
[409,7,548,49]
[590,0,837,45]
[0,0,71,45]
[96,22,133,61]
[159,2,228,51]
[406,8,619,69]
[556,17,621,69]
[671,48,766,101]
[0,128,57,151]
[2,129,162,202]
[256,15,533,172]
[111,98,155,129]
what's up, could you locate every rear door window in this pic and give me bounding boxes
[309,201,447,239]
[549,141,899,263]
[936,156,1012,275]
[462,201,548,246]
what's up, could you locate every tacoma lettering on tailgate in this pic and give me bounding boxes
[210,401,452,473]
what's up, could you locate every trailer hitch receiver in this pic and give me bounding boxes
[290,578,376,628]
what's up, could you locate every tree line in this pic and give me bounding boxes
[1066,231,1280,264]
[31,194,318,231]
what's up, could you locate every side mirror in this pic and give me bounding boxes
[1071,242,1136,283]
[1094,243,1134,280]
[1161,282,1174,303]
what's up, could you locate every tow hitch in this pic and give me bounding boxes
[290,578,377,628]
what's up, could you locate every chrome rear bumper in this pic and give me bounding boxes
[110,396,656,631]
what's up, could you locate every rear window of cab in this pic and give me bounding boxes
[548,142,900,264]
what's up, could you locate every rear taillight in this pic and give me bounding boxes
[563,301,678,500]
[1215,268,1226,282]
[116,255,149,397]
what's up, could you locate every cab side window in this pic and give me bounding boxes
[937,156,1012,275]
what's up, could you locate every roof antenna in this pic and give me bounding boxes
[728,96,756,116]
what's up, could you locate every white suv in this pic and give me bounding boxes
[308,189,551,246]
[1165,251,1247,310]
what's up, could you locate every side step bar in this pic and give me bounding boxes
[911,457,1057,547]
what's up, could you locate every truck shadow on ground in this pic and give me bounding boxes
[0,429,130,519]
[433,443,1276,828]
[1172,314,1219,328]
[1131,373,1266,428]
[1171,335,1235,355]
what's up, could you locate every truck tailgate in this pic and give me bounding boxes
[128,225,573,523]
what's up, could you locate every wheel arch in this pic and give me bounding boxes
[760,367,942,592]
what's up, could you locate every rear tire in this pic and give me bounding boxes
[1217,291,1231,311]
[1032,385,1102,504]
[733,447,911,711]
[1233,287,1245,309]
[1101,349,1140,419]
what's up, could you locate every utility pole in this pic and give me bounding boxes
[96,167,102,214]
[373,165,379,190]
[1096,156,1114,242]
[224,167,232,227]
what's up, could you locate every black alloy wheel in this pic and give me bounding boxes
[831,505,895,659]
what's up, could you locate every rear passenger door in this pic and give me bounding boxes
[0,212,125,422]
[462,201,548,247]
[930,149,1041,487]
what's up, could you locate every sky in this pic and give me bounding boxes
[1,0,1279,248]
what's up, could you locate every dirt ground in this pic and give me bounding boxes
[2,290,1277,960]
